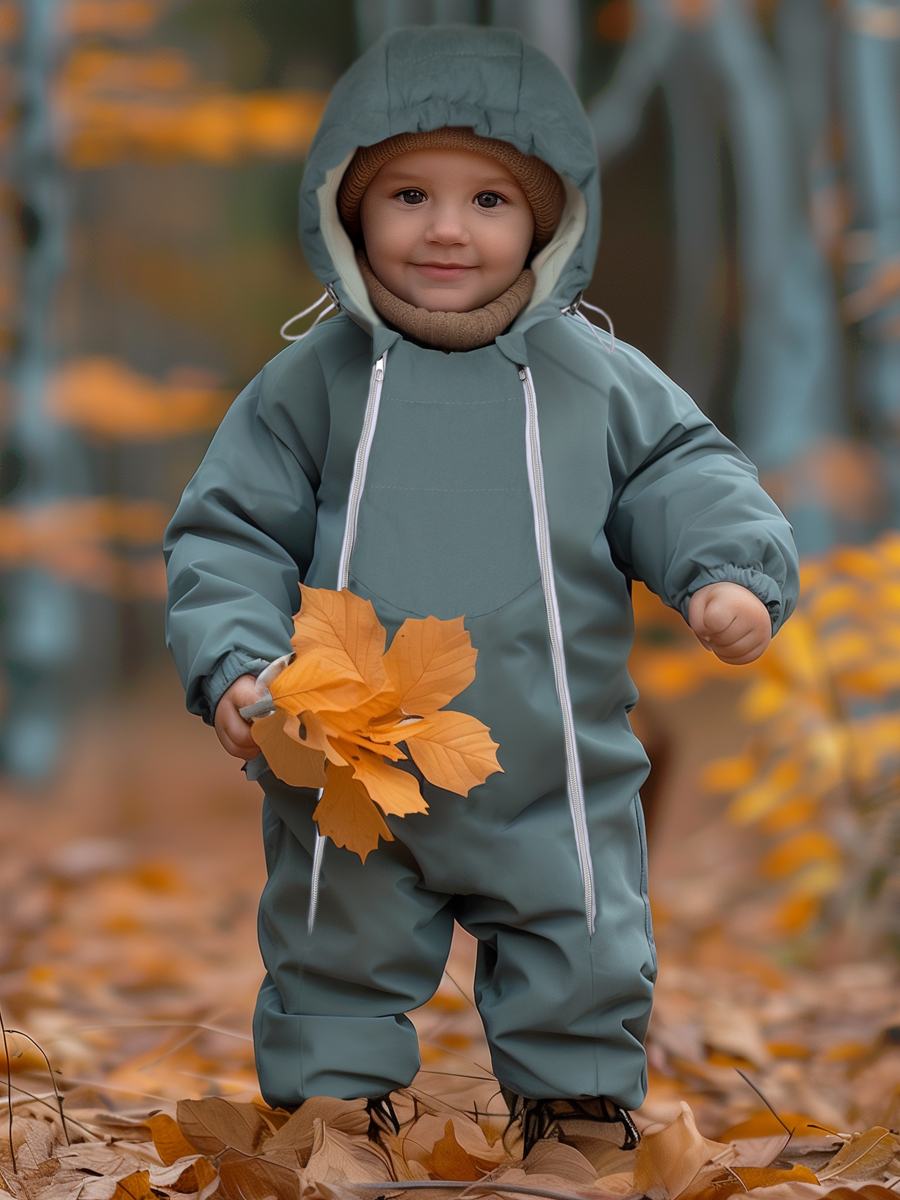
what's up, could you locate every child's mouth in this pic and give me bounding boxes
[413,262,475,281]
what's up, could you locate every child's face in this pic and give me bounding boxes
[358,147,535,314]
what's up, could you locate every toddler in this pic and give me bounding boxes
[165,25,799,1154]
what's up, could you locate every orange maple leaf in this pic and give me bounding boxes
[249,586,502,861]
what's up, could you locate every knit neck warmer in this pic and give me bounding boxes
[357,252,534,352]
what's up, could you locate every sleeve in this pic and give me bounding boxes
[604,346,800,632]
[164,350,326,724]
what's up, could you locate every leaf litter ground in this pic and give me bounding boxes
[0,664,897,1200]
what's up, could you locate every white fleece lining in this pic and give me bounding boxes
[317,153,588,327]
[524,176,588,314]
[317,152,382,326]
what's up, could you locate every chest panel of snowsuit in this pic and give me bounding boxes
[349,342,540,620]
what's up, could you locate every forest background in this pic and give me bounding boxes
[0,0,899,1187]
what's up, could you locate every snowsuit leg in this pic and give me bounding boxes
[254,782,456,1110]
[457,788,656,1109]
[254,774,656,1113]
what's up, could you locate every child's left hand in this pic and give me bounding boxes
[688,582,771,664]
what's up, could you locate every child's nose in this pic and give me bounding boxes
[424,202,471,246]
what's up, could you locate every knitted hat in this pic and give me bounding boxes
[338,127,566,250]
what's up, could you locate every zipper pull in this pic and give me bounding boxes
[518,366,526,381]
[375,358,384,382]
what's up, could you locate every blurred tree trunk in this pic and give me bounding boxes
[2,0,86,780]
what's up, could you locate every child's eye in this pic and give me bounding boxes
[397,189,426,205]
[475,192,504,209]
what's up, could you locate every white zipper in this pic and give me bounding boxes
[519,364,597,935]
[308,352,388,933]
[337,354,386,589]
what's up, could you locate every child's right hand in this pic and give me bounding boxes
[214,674,262,760]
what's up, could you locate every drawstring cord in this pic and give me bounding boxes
[565,295,615,354]
[280,291,336,341]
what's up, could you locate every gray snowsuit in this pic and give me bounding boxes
[164,26,799,1112]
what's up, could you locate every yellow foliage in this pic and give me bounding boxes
[686,533,900,949]
[729,759,803,825]
[739,678,790,722]
[63,1,161,37]
[808,582,859,624]
[758,795,818,833]
[821,628,871,670]
[0,1,17,42]
[773,892,821,935]
[48,356,229,440]
[64,89,328,167]
[789,859,843,896]
[701,754,757,793]
[60,46,194,94]
[829,545,883,579]
[0,498,168,595]
[761,830,841,880]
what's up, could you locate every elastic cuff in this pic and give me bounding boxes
[680,566,785,633]
[201,650,271,725]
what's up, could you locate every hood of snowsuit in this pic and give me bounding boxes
[298,25,600,335]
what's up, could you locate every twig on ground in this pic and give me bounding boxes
[0,1005,15,1173]
[734,1069,794,1140]
[7,1030,70,1145]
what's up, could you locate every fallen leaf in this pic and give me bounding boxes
[727,1135,791,1168]
[823,1187,900,1200]
[590,1170,639,1195]
[145,1113,199,1165]
[718,1114,830,1141]
[176,1098,267,1156]
[736,1165,820,1188]
[304,1119,390,1184]
[148,1156,217,1192]
[110,1172,153,1200]
[634,1101,731,1199]
[217,1157,302,1200]
[522,1140,599,1184]
[820,1129,900,1182]
[680,1163,819,1200]
[701,1000,771,1068]
[428,1120,483,1180]
[401,1112,505,1174]
[261,1097,368,1167]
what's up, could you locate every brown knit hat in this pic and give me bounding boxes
[338,127,565,250]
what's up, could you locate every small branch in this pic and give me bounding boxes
[734,1070,794,1141]
[0,1006,16,1173]
[7,1031,69,1145]
[0,1084,97,1137]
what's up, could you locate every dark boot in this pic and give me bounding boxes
[365,1092,401,1143]
[501,1086,640,1157]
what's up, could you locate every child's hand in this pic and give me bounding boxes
[688,582,771,665]
[215,674,262,760]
